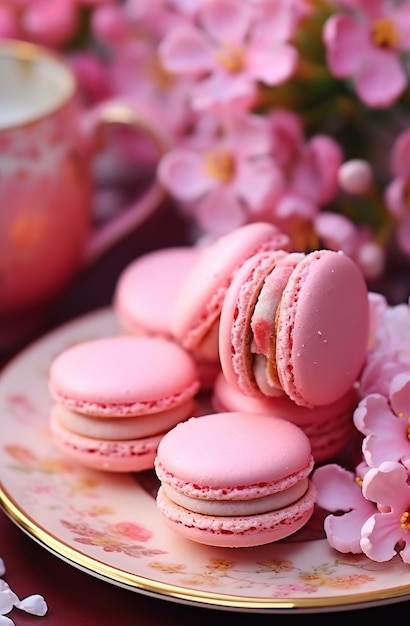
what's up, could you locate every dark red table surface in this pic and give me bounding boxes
[1,201,409,625]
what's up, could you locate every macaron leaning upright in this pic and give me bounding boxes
[154,411,317,548]
[219,248,370,407]
[171,222,290,365]
[49,335,200,472]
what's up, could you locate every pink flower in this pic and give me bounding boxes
[108,521,153,541]
[263,111,343,244]
[354,372,410,470]
[361,461,410,563]
[312,463,376,554]
[323,0,410,107]
[158,111,284,235]
[359,302,410,397]
[159,0,298,111]
[384,129,410,256]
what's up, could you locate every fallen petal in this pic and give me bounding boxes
[15,595,48,617]
[0,582,18,615]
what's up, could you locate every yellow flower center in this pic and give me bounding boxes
[146,54,175,89]
[216,43,245,73]
[372,18,401,49]
[400,510,410,530]
[204,149,235,183]
[355,476,363,488]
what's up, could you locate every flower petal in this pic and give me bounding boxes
[158,149,214,200]
[200,0,250,44]
[323,14,369,77]
[15,595,48,616]
[355,50,407,108]
[248,42,298,85]
[159,25,214,74]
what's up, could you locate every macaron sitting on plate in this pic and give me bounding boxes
[49,335,200,472]
[219,248,370,407]
[113,246,202,338]
[154,412,316,548]
[112,245,220,390]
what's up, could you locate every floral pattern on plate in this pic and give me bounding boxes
[0,308,410,613]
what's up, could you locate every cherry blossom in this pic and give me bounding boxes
[158,111,284,235]
[312,463,376,554]
[263,110,343,249]
[361,461,410,563]
[354,372,410,470]
[159,0,299,111]
[323,0,410,107]
[359,301,410,397]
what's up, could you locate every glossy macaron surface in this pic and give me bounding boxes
[114,246,201,337]
[154,411,316,547]
[155,412,313,495]
[49,335,200,416]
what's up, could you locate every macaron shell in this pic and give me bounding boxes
[276,250,369,407]
[114,246,202,337]
[156,480,317,548]
[155,412,313,498]
[218,250,288,397]
[50,411,163,472]
[171,222,290,350]
[49,335,200,416]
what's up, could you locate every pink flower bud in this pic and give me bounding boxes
[357,241,385,280]
[338,159,373,195]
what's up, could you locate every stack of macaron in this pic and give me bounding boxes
[48,335,200,472]
[46,220,372,548]
[154,411,317,548]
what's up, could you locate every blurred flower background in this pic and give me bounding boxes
[2,0,410,302]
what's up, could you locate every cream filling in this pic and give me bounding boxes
[52,400,195,440]
[252,353,284,397]
[162,478,309,517]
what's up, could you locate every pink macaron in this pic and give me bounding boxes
[219,248,370,407]
[48,335,200,472]
[171,222,290,363]
[113,245,220,389]
[212,371,358,464]
[154,411,317,548]
[113,246,202,338]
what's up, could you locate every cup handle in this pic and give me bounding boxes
[80,99,173,269]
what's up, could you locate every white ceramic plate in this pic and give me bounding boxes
[0,308,410,614]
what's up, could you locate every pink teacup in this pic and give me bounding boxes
[0,39,171,352]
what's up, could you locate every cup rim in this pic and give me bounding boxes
[0,38,78,131]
